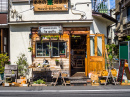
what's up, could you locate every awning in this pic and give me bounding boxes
[92,11,117,26]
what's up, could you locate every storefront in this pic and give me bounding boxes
[30,25,105,77]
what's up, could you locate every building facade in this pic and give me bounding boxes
[0,0,9,55]
[115,0,130,41]
[8,0,116,78]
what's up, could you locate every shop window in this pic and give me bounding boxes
[52,42,66,57]
[97,37,102,56]
[90,37,95,56]
[36,42,50,57]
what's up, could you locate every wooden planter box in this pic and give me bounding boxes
[31,84,47,86]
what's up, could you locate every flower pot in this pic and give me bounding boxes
[11,74,15,77]
[55,61,59,66]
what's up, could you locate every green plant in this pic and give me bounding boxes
[46,35,51,39]
[28,47,33,51]
[47,0,53,5]
[47,45,58,50]
[54,35,59,40]
[125,36,130,41]
[55,59,59,62]
[33,79,46,84]
[12,70,15,74]
[16,54,28,76]
[0,53,9,74]
[106,44,117,69]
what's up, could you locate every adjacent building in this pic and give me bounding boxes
[0,0,9,55]
[115,0,130,41]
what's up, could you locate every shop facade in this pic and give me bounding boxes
[9,0,116,78]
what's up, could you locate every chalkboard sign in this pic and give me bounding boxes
[117,60,125,82]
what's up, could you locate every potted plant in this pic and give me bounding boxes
[55,59,59,66]
[0,53,9,80]
[11,70,15,77]
[32,79,46,86]
[55,35,59,40]
[16,54,28,78]
[46,35,51,39]
[28,47,33,52]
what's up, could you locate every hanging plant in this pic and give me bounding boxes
[47,0,53,5]
[28,47,33,52]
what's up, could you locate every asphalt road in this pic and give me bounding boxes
[0,85,130,97]
[0,91,130,97]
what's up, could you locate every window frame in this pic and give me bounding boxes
[36,41,66,58]
[36,42,50,57]
[51,41,66,57]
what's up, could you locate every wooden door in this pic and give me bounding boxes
[86,34,105,76]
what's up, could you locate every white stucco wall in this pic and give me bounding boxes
[10,0,92,21]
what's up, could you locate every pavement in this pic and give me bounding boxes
[0,85,130,97]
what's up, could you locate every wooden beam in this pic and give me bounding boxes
[1,29,3,53]
[69,34,71,76]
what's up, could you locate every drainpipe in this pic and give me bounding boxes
[70,0,91,20]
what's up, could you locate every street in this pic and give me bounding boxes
[0,90,130,97]
[0,85,130,97]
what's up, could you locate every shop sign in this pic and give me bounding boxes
[33,0,68,11]
[38,26,63,35]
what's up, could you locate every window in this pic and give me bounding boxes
[0,0,8,13]
[116,14,120,22]
[97,37,102,56]
[36,42,66,57]
[52,42,66,57]
[127,6,130,16]
[90,37,95,56]
[36,42,50,57]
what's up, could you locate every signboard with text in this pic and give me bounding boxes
[38,26,63,35]
[33,0,68,11]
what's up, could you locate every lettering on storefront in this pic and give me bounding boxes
[38,7,62,11]
[33,0,68,11]
[38,26,63,35]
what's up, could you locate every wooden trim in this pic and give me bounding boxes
[87,34,90,76]
[95,35,97,56]
[1,29,3,53]
[33,0,68,11]
[63,27,90,31]
[69,34,71,76]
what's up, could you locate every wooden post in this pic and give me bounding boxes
[1,29,3,53]
[69,33,71,76]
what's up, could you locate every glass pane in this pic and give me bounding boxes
[37,43,42,50]
[97,37,102,56]
[52,42,58,56]
[59,42,65,55]
[37,51,43,56]
[43,43,49,56]
[90,37,95,56]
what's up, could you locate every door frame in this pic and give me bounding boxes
[86,34,105,76]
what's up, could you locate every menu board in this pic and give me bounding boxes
[117,60,125,83]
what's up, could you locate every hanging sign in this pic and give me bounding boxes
[38,25,63,35]
[33,0,68,11]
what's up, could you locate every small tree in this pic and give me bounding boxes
[16,54,28,77]
[106,44,116,69]
[0,53,9,74]
[125,36,130,41]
